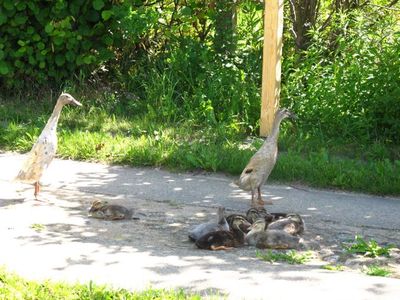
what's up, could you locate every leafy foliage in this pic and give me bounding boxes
[0,0,128,88]
[256,250,313,265]
[344,235,394,258]
[363,265,392,277]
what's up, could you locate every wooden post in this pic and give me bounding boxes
[260,0,284,137]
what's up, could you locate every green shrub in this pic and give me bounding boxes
[282,9,400,143]
[0,0,128,89]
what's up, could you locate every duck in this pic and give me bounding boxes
[226,213,251,232]
[267,213,305,235]
[245,219,302,249]
[236,108,296,207]
[188,206,229,242]
[88,199,134,220]
[246,207,270,224]
[195,214,250,250]
[245,207,287,225]
[15,93,82,200]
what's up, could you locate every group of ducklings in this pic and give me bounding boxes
[189,206,305,250]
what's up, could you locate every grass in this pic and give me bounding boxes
[363,265,392,277]
[344,235,394,258]
[321,264,345,271]
[255,250,313,265]
[1,94,400,196]
[29,223,46,232]
[0,267,203,300]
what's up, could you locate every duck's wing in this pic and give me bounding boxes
[15,135,56,182]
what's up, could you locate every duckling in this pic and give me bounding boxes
[246,207,270,224]
[195,215,249,250]
[15,93,82,200]
[236,108,296,207]
[267,213,305,235]
[88,200,134,220]
[188,206,229,242]
[226,213,251,233]
[245,207,286,225]
[246,219,301,249]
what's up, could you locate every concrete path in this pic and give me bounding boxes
[0,152,399,299]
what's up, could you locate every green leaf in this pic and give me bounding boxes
[0,50,4,60]
[3,0,14,11]
[101,10,113,21]
[28,55,36,65]
[179,6,192,16]
[17,40,25,47]
[92,0,105,11]
[65,51,75,62]
[55,55,65,66]
[83,55,94,64]
[39,61,45,69]
[45,23,54,34]
[32,34,41,42]
[0,13,7,26]
[53,36,64,46]
[0,61,9,75]
[14,14,27,25]
[16,2,26,10]
[37,42,45,50]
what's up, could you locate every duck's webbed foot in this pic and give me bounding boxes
[210,245,234,251]
[257,187,273,206]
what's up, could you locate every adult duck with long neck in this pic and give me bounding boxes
[15,93,82,200]
[237,108,296,207]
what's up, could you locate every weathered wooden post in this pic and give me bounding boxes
[260,0,284,136]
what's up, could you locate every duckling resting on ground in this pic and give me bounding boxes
[15,93,82,200]
[226,213,251,232]
[195,214,250,250]
[236,108,296,207]
[245,207,287,225]
[88,200,134,220]
[188,206,229,242]
[267,213,305,235]
[245,219,302,249]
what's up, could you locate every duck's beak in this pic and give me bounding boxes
[72,98,82,106]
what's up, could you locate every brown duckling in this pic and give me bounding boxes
[226,213,252,233]
[189,206,229,242]
[88,200,133,220]
[245,219,301,249]
[245,207,286,225]
[195,214,249,250]
[246,207,270,224]
[267,213,305,235]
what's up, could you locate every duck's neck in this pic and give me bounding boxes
[263,116,285,146]
[44,101,64,132]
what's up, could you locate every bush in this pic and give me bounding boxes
[0,0,128,89]
[281,9,400,143]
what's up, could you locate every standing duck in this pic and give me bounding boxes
[236,108,296,207]
[15,93,82,200]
